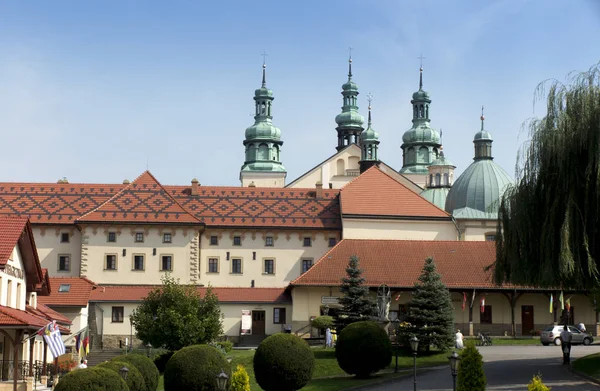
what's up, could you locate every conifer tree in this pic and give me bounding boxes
[457,344,486,391]
[336,255,377,332]
[405,257,454,351]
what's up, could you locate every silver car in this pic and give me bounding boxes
[540,325,593,346]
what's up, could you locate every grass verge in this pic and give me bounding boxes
[573,352,600,381]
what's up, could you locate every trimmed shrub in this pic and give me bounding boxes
[254,333,314,391]
[98,360,145,391]
[230,364,251,391]
[311,316,334,330]
[153,351,174,374]
[457,344,486,391]
[112,353,159,391]
[528,374,550,391]
[55,367,128,391]
[164,344,231,391]
[215,340,233,353]
[335,321,392,378]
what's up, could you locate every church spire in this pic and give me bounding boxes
[240,58,287,188]
[473,106,494,160]
[335,49,364,151]
[359,93,380,173]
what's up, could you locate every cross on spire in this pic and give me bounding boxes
[261,51,268,65]
[418,54,426,69]
[348,46,353,79]
[418,54,426,89]
[480,105,485,130]
[367,92,373,124]
[261,51,268,87]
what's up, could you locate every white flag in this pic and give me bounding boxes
[42,321,66,358]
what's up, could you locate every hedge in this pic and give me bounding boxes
[164,344,231,391]
[112,353,159,391]
[54,367,128,391]
[335,321,392,378]
[98,360,145,391]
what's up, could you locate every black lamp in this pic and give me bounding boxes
[448,350,460,391]
[146,343,152,357]
[409,336,419,352]
[119,366,129,380]
[410,336,419,391]
[216,370,229,390]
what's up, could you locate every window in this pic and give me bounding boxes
[135,232,144,243]
[303,237,312,247]
[265,236,274,247]
[210,236,218,245]
[328,237,337,247]
[264,259,275,275]
[58,255,70,271]
[16,283,21,309]
[161,255,173,271]
[112,307,124,323]
[6,280,12,307]
[105,254,117,270]
[480,305,492,324]
[163,233,172,243]
[60,233,69,243]
[233,236,241,246]
[107,232,117,242]
[273,308,286,324]
[302,259,313,274]
[133,255,145,271]
[58,284,71,293]
[208,258,219,273]
[485,234,496,242]
[231,259,242,274]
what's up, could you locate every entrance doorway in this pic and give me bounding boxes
[521,305,534,335]
[252,310,266,336]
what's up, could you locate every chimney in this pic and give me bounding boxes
[191,178,199,196]
[315,181,323,198]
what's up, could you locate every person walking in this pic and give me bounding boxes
[455,329,464,350]
[325,327,332,348]
[78,359,88,369]
[560,325,572,364]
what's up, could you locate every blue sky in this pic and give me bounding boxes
[0,0,598,186]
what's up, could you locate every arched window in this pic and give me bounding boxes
[435,173,441,186]
[418,147,429,163]
[246,144,255,161]
[267,102,272,116]
[419,105,424,117]
[273,145,279,161]
[336,159,345,176]
[485,232,496,241]
[425,106,429,118]
[430,175,434,186]
[414,106,418,118]
[443,173,449,185]
[261,103,266,114]
[407,147,416,163]
[258,144,269,160]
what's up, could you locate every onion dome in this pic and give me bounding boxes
[335,55,365,150]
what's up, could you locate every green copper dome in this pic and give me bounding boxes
[402,124,441,144]
[360,122,378,142]
[431,152,453,167]
[335,111,364,127]
[474,129,493,141]
[412,89,431,101]
[335,57,365,151]
[245,121,281,140]
[421,187,450,210]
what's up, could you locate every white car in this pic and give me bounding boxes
[540,325,593,346]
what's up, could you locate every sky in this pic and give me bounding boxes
[0,0,599,187]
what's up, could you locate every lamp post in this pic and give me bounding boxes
[119,366,129,380]
[145,343,152,358]
[448,351,460,391]
[323,304,330,316]
[216,370,229,391]
[409,336,419,391]
[393,319,400,373]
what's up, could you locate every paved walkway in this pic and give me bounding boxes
[365,345,600,391]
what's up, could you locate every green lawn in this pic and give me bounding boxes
[573,352,600,381]
[157,348,449,391]
[490,338,540,345]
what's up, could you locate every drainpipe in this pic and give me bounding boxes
[96,304,105,350]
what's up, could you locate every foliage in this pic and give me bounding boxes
[213,340,233,353]
[572,352,600,381]
[253,333,315,391]
[164,344,231,391]
[311,316,334,330]
[230,364,251,391]
[153,351,174,374]
[495,63,600,290]
[58,359,77,373]
[130,275,224,352]
[112,353,159,391]
[528,374,551,391]
[336,255,377,332]
[335,320,392,378]
[98,360,146,391]
[54,367,128,391]
[403,257,454,351]
[457,344,486,391]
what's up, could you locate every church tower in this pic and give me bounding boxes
[240,61,287,188]
[399,65,442,187]
[335,55,364,151]
[359,95,380,173]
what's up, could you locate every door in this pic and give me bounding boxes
[521,305,534,336]
[252,310,266,336]
[568,326,584,343]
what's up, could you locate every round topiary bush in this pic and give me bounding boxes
[54,367,128,391]
[311,315,334,330]
[98,360,146,391]
[153,351,174,374]
[164,344,231,391]
[112,353,159,391]
[253,333,315,391]
[335,320,392,378]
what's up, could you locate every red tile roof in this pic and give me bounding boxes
[78,171,200,224]
[28,304,72,326]
[0,216,28,265]
[38,277,97,307]
[90,286,291,303]
[0,305,71,333]
[0,172,341,229]
[291,239,517,290]
[340,167,450,218]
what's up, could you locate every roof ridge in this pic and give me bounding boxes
[141,171,201,223]
[290,239,344,285]
[339,164,380,191]
[76,172,141,221]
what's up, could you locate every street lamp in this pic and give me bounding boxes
[145,343,152,358]
[119,366,129,380]
[323,304,330,316]
[448,351,460,391]
[393,319,400,373]
[409,336,419,391]
[216,370,229,391]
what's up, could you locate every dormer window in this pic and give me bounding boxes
[58,284,71,293]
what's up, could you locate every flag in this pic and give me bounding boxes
[81,328,90,355]
[566,298,571,312]
[480,297,485,313]
[394,293,402,301]
[462,292,467,311]
[75,333,81,355]
[559,291,565,310]
[42,321,66,359]
[549,294,553,314]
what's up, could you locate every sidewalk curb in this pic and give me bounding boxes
[569,367,600,386]
[340,365,445,391]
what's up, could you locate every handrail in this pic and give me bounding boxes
[294,323,312,336]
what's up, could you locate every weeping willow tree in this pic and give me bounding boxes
[495,63,600,290]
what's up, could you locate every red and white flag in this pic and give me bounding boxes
[480,297,486,313]
[462,292,467,311]
[394,293,402,301]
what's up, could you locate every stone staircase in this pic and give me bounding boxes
[237,335,266,348]
[87,349,124,366]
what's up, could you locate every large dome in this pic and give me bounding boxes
[402,124,441,144]
[445,159,513,219]
[421,187,449,210]
[245,122,281,140]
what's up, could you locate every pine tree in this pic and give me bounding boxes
[457,344,486,391]
[405,257,454,351]
[336,256,377,332]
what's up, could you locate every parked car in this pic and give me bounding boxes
[540,325,593,346]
